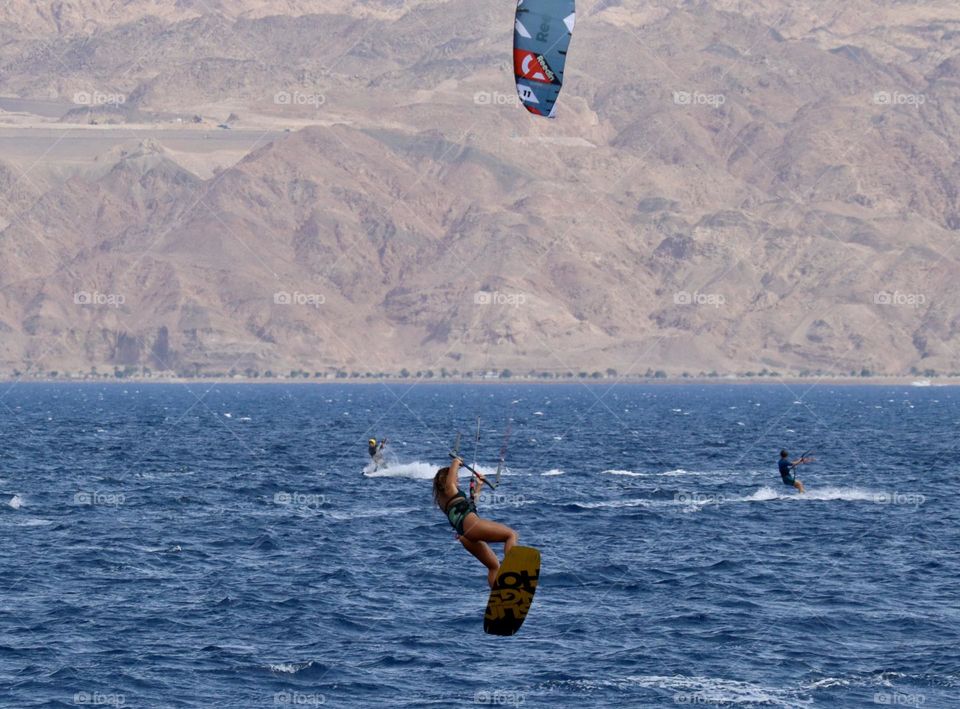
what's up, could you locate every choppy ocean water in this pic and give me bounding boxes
[1,382,957,708]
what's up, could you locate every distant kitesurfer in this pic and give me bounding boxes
[368,438,387,471]
[778,450,811,493]
[434,457,518,589]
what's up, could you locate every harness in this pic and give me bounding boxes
[444,490,476,536]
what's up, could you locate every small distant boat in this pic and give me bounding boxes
[910,379,931,387]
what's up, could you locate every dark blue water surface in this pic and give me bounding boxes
[1,383,957,708]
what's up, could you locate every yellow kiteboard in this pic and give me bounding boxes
[483,545,540,636]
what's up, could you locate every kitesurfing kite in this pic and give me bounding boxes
[514,0,576,118]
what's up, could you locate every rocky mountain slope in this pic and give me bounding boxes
[0,0,958,377]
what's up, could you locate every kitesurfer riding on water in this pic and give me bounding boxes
[434,457,518,589]
[368,438,386,470]
[778,449,811,493]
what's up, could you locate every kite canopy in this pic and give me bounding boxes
[514,0,576,118]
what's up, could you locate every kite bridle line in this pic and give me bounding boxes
[473,417,481,472]
[449,423,503,493]
[495,415,513,487]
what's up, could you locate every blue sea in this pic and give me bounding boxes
[1,383,957,708]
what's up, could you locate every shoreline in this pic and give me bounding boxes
[0,376,955,387]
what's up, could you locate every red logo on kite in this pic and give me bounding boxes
[514,49,556,84]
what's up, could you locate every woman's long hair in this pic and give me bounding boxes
[433,467,449,508]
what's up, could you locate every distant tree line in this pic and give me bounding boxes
[5,366,960,381]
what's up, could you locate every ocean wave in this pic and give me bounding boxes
[625,674,813,707]
[269,661,314,674]
[550,675,812,707]
[737,486,907,503]
[325,506,422,521]
[602,468,700,478]
[363,462,438,480]
[659,468,693,477]
[363,461,512,481]
[571,498,652,510]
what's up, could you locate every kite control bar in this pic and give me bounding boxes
[450,431,499,491]
[449,453,499,492]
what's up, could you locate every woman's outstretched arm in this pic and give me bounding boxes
[445,457,461,496]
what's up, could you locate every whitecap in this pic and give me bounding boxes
[326,506,420,521]
[573,498,650,509]
[270,661,314,674]
[363,462,442,480]
[743,486,781,502]
[560,674,811,707]
[622,675,812,707]
[732,486,906,504]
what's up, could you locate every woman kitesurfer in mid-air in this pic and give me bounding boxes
[434,457,518,588]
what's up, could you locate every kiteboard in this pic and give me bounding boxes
[483,545,540,636]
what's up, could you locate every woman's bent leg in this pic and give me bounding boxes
[460,537,500,588]
[462,515,519,556]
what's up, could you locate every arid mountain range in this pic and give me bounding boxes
[0,1,959,378]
